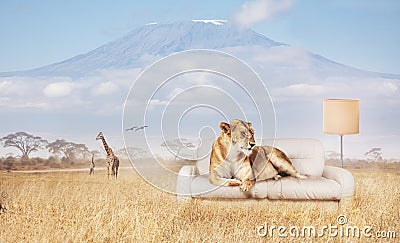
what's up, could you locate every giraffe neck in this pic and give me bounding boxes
[101,137,114,156]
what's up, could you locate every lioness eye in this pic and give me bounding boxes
[241,131,246,137]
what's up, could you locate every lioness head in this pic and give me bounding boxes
[219,119,256,151]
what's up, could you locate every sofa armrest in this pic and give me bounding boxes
[323,166,355,198]
[176,166,197,203]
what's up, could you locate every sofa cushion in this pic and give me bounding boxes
[261,138,325,177]
[189,175,341,200]
[191,175,269,199]
[267,176,341,200]
[196,138,325,177]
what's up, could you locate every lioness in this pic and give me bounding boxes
[209,119,306,192]
[248,128,307,181]
[209,119,256,192]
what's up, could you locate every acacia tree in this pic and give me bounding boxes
[87,150,101,159]
[47,139,89,163]
[326,151,341,162]
[160,138,195,160]
[117,147,148,160]
[365,148,383,162]
[1,132,48,159]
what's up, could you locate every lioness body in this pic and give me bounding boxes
[249,145,307,181]
[209,120,255,191]
[209,119,306,192]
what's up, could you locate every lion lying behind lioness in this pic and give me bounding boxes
[209,119,307,191]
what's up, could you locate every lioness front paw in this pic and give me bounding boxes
[295,173,307,179]
[227,179,242,186]
[273,175,282,180]
[239,180,253,192]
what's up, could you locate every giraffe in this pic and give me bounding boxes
[89,153,95,176]
[96,132,119,179]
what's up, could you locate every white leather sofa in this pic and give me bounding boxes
[176,138,355,201]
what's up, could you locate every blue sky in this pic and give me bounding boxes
[0,0,399,74]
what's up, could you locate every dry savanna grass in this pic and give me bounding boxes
[0,165,399,242]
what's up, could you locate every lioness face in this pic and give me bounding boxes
[220,119,256,152]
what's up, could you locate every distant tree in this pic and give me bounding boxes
[1,132,48,159]
[117,147,148,159]
[88,150,101,159]
[365,148,383,162]
[5,153,14,158]
[46,156,59,165]
[160,138,196,160]
[3,156,17,168]
[47,139,89,163]
[326,151,341,162]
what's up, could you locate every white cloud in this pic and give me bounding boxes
[91,81,119,96]
[0,77,37,96]
[182,72,215,85]
[0,81,8,89]
[93,68,142,88]
[273,83,327,97]
[383,82,398,93]
[234,0,293,28]
[0,81,15,95]
[43,82,76,98]
[148,99,168,106]
[15,102,51,109]
[324,77,400,98]
[167,87,185,99]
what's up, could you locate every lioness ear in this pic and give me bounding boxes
[219,122,230,134]
[247,122,252,127]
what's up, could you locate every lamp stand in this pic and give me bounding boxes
[340,135,343,168]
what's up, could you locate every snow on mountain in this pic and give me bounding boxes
[192,20,227,25]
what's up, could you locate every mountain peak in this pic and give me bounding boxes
[0,21,282,77]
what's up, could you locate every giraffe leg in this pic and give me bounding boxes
[112,165,116,178]
[113,158,119,179]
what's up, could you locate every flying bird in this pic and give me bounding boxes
[125,126,137,132]
[134,125,148,131]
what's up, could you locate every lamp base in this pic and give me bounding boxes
[340,135,343,168]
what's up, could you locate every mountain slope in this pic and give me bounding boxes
[1,21,284,77]
[2,20,396,80]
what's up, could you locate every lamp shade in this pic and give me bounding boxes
[323,99,359,135]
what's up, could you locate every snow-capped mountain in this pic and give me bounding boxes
[2,20,396,80]
[1,20,283,77]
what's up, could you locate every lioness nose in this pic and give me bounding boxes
[250,142,256,148]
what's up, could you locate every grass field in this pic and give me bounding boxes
[0,165,399,242]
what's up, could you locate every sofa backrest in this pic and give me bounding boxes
[196,138,325,177]
[196,138,216,176]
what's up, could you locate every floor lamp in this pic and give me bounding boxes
[323,99,359,168]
